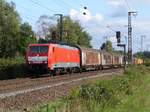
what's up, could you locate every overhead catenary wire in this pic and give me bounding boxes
[18,1,63,22]
[82,0,91,11]
[106,25,128,45]
[22,15,35,22]
[71,0,83,9]
[53,0,71,11]
[80,0,94,16]
[7,0,37,18]
[20,12,38,21]
[58,0,79,11]
[29,0,59,13]
[106,25,128,37]
[124,0,132,11]
[81,0,87,8]
[12,0,129,45]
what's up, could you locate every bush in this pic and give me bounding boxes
[0,56,27,80]
[144,59,150,66]
[78,82,119,112]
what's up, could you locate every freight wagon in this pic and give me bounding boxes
[101,51,113,69]
[133,58,144,65]
[112,54,124,67]
[79,47,101,70]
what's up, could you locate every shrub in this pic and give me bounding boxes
[0,56,27,80]
[144,59,150,66]
[79,82,118,106]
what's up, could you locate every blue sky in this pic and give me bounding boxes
[6,0,150,52]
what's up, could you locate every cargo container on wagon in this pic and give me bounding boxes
[100,51,113,68]
[133,58,144,65]
[78,47,102,70]
[112,54,124,67]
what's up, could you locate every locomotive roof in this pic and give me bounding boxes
[29,43,78,50]
[29,44,50,46]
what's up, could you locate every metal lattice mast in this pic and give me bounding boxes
[128,12,132,64]
[54,14,63,42]
[128,11,137,64]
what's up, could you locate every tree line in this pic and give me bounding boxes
[36,15,92,48]
[0,0,36,58]
[0,0,92,58]
[134,51,150,59]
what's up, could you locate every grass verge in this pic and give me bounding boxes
[36,65,150,112]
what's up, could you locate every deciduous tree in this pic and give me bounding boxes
[101,40,113,52]
[18,22,37,54]
[0,0,20,57]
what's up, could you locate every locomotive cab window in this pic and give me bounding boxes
[29,46,48,53]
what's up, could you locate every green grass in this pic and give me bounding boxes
[106,77,150,112]
[37,65,150,112]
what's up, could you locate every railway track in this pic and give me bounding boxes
[0,68,122,94]
[0,68,123,111]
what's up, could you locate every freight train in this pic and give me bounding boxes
[25,43,142,76]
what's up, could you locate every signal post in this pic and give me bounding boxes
[116,31,127,71]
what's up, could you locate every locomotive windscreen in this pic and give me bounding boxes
[29,46,48,53]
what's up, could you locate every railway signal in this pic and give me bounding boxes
[116,31,121,44]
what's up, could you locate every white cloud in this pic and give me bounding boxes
[69,8,150,53]
[69,8,127,49]
[69,9,106,48]
[108,0,123,6]
[132,20,150,52]
[94,14,104,21]
[107,0,128,17]
[69,9,90,23]
[69,9,104,23]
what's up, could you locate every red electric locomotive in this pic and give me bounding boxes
[26,43,80,75]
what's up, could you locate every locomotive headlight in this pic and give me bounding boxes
[42,61,47,64]
[28,57,32,61]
